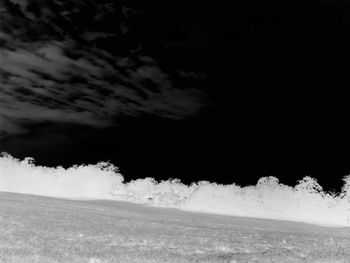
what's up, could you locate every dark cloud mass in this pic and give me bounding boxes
[0,0,207,138]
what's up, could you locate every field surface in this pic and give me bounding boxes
[1,192,350,263]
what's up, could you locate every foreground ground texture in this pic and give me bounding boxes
[1,192,350,263]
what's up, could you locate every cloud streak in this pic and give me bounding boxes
[0,0,207,138]
[0,40,205,136]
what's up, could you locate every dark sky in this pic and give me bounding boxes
[1,0,350,192]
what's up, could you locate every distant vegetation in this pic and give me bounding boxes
[1,152,350,227]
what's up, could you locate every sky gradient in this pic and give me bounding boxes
[1,0,350,192]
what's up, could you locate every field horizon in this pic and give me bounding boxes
[1,153,350,227]
[1,191,350,263]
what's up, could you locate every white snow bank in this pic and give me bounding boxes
[1,153,350,227]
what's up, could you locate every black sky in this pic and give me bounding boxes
[1,0,350,192]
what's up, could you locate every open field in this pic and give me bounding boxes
[1,192,350,262]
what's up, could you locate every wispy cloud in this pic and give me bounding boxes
[0,40,206,137]
[0,0,208,138]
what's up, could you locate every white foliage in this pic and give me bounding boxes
[295,176,323,194]
[1,153,350,227]
[340,175,350,197]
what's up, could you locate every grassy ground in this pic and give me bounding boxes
[1,192,350,263]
